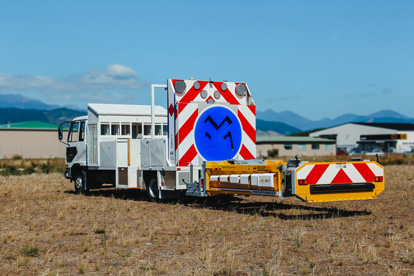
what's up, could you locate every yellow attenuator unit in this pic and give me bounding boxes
[204,160,385,203]
[293,161,385,203]
[205,160,286,197]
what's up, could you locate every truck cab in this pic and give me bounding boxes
[64,116,88,179]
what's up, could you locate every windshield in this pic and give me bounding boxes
[67,122,79,142]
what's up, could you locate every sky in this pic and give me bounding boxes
[0,0,413,120]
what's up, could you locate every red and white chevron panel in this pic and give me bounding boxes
[167,79,256,166]
[238,105,256,160]
[176,103,199,166]
[296,162,384,185]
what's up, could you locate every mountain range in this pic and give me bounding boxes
[256,109,414,131]
[1,94,413,134]
[0,107,86,126]
[0,94,81,111]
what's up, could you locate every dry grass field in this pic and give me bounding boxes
[0,165,413,275]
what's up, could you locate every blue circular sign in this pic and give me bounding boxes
[194,106,242,161]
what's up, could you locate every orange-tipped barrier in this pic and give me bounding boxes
[294,161,385,203]
[205,160,385,203]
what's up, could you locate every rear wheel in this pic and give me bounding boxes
[146,177,159,202]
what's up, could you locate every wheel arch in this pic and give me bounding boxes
[70,163,84,180]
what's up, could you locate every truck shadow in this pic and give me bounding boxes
[190,197,372,220]
[65,189,371,220]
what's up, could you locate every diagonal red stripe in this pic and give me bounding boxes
[353,163,376,182]
[179,80,209,103]
[177,109,198,146]
[239,145,255,160]
[178,103,188,115]
[248,105,256,116]
[238,109,256,143]
[331,168,353,184]
[178,145,197,166]
[213,82,239,105]
[306,164,329,185]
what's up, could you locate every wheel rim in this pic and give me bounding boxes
[148,179,158,199]
[75,177,82,190]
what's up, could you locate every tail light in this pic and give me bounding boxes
[298,179,308,185]
[374,176,383,182]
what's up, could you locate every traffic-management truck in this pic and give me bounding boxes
[58,79,385,203]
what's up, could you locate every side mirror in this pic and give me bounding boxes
[58,125,63,141]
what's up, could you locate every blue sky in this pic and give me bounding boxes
[0,0,413,120]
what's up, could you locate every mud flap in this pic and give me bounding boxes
[293,161,385,203]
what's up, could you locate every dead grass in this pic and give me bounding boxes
[0,165,413,275]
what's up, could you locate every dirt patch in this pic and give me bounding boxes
[0,165,413,275]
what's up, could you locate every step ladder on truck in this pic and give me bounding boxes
[58,79,384,203]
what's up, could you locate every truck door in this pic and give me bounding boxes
[66,120,87,166]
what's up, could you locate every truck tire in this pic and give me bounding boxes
[146,177,159,202]
[74,170,88,195]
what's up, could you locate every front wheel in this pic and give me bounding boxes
[74,170,88,195]
[146,177,159,202]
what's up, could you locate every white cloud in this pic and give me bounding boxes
[0,64,146,93]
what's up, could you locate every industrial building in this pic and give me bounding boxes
[310,123,414,154]
[0,121,66,159]
[256,136,336,158]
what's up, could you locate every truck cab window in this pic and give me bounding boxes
[79,121,85,141]
[101,123,110,135]
[68,122,79,142]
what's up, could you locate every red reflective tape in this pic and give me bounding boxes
[306,164,329,185]
[238,109,255,143]
[213,82,239,105]
[353,163,376,182]
[179,80,209,103]
[331,168,353,184]
[239,145,255,160]
[177,109,198,145]
[178,145,197,166]
[206,96,215,103]
[248,105,256,116]
[177,103,188,115]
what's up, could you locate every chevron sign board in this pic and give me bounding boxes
[296,162,384,185]
[167,79,256,166]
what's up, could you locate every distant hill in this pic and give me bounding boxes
[257,109,414,131]
[0,107,86,126]
[0,94,81,111]
[2,93,413,135]
[256,119,301,135]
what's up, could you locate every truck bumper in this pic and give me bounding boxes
[64,168,71,180]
